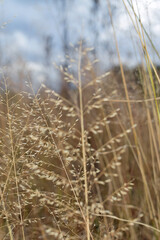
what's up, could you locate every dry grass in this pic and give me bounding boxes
[0,1,160,239]
[0,46,160,239]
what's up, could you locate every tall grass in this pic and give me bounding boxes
[0,0,160,239]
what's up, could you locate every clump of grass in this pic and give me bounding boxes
[1,1,160,238]
[0,44,144,240]
[1,40,160,240]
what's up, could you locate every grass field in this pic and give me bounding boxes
[0,1,160,239]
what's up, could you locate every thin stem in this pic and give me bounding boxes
[4,77,26,240]
[78,41,90,240]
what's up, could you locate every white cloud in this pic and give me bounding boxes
[0,31,44,62]
[0,0,159,83]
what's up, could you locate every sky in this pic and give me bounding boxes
[0,0,160,88]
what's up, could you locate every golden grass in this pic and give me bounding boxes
[0,1,160,239]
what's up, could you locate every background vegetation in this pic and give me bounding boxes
[0,0,160,239]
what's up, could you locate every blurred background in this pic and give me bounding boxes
[0,0,160,90]
[0,2,160,239]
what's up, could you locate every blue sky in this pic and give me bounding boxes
[0,0,94,61]
[1,0,160,63]
[0,0,160,87]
